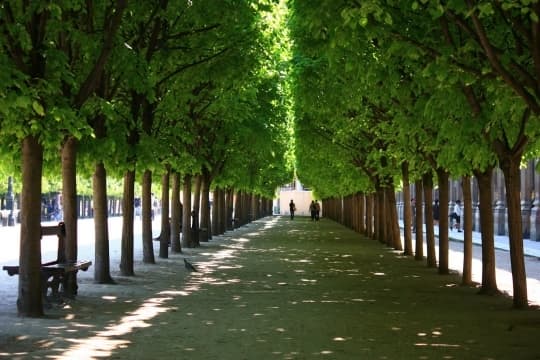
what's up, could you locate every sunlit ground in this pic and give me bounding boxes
[1,216,539,359]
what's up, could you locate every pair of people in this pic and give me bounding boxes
[309,200,320,221]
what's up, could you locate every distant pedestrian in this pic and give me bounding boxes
[450,200,462,232]
[309,201,316,221]
[315,200,320,221]
[289,200,296,220]
[433,199,440,226]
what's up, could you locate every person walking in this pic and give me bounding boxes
[450,200,462,232]
[315,200,320,221]
[309,201,316,221]
[289,200,296,220]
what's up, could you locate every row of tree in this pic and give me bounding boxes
[0,1,293,317]
[289,1,540,309]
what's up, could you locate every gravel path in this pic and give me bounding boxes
[1,216,539,359]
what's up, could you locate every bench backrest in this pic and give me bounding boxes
[41,222,66,263]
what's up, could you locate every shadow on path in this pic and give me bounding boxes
[1,216,539,359]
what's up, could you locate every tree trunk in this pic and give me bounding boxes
[141,170,155,264]
[499,152,528,308]
[182,174,193,248]
[385,184,402,251]
[436,169,450,274]
[474,167,498,294]
[192,175,201,247]
[18,136,44,317]
[366,193,373,238]
[234,190,242,228]
[212,189,220,234]
[61,136,79,297]
[383,192,392,247]
[170,172,182,253]
[219,189,227,232]
[375,185,385,243]
[200,171,211,241]
[93,161,114,284]
[461,176,473,285]
[414,180,424,261]
[159,168,170,259]
[402,163,413,256]
[358,193,365,234]
[251,192,258,222]
[120,169,135,276]
[226,188,234,230]
[423,173,436,267]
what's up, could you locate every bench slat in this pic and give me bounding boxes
[3,261,92,276]
[42,261,92,273]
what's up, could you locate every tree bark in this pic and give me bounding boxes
[366,193,373,238]
[234,190,242,228]
[120,169,135,276]
[93,161,114,284]
[200,171,211,241]
[226,188,234,231]
[159,168,170,259]
[423,173,436,267]
[414,180,424,261]
[18,136,44,317]
[219,188,227,233]
[473,167,498,294]
[182,174,193,248]
[358,193,365,234]
[170,172,182,253]
[461,176,474,285]
[192,175,202,247]
[141,170,155,264]
[61,136,79,297]
[375,184,385,243]
[402,163,413,256]
[385,184,402,251]
[436,169,450,274]
[499,151,528,308]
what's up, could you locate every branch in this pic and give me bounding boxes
[446,7,537,92]
[390,31,489,79]
[75,0,128,108]
[532,3,540,97]
[2,3,28,73]
[156,47,229,88]
[465,0,540,114]
[164,24,220,41]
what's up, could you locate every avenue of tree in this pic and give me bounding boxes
[0,0,293,317]
[290,0,540,310]
[2,0,539,317]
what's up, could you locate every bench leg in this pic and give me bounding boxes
[62,271,79,298]
[49,275,62,297]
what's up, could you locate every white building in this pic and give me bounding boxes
[274,179,320,217]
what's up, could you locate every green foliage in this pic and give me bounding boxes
[288,0,540,200]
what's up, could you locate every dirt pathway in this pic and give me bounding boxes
[1,216,539,359]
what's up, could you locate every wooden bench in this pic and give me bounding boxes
[2,222,92,300]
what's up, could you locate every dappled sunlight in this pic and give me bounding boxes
[412,328,462,351]
[51,216,270,359]
[59,295,173,359]
[4,216,537,359]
